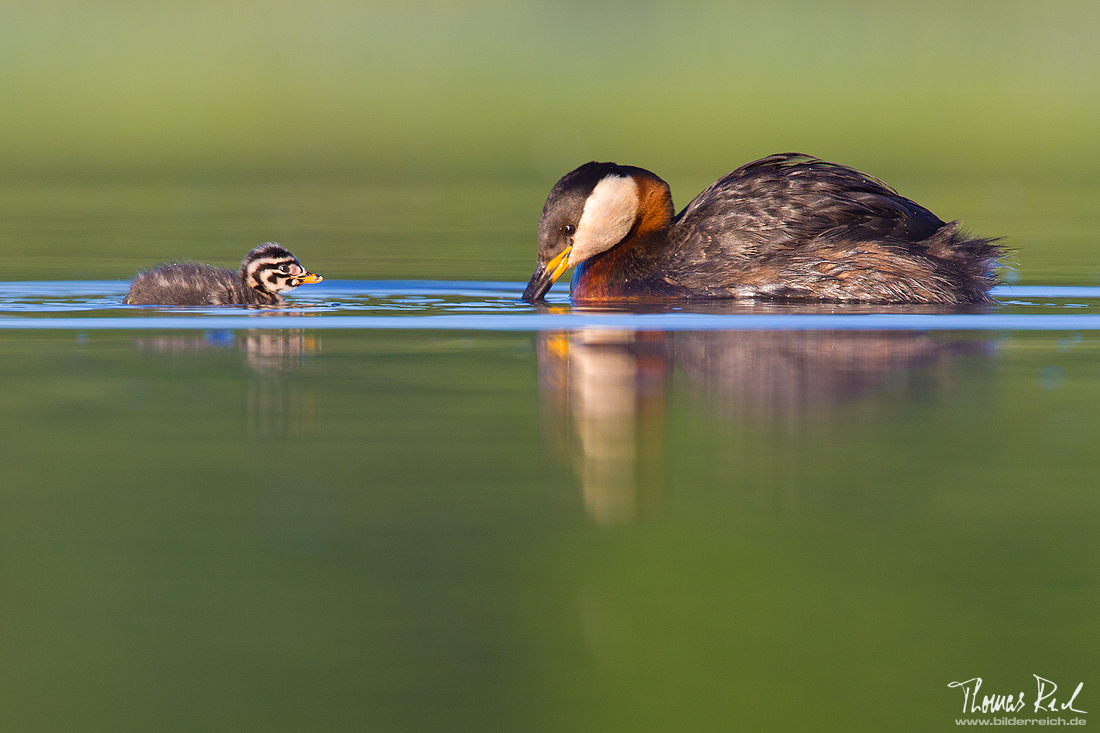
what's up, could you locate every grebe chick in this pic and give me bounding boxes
[123,243,322,306]
[522,153,1003,305]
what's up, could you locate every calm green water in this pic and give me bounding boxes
[1,321,1098,731]
[1,175,1098,732]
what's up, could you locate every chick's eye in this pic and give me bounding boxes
[278,265,290,274]
[561,224,576,237]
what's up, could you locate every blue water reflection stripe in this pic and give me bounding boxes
[2,281,1099,299]
[4,313,1100,331]
[992,285,1100,298]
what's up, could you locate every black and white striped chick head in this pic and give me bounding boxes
[241,243,323,296]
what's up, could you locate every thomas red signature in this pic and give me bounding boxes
[948,676,1086,715]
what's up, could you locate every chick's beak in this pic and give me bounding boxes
[299,272,323,284]
[521,246,572,302]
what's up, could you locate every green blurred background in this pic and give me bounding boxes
[3,0,1099,179]
[1,0,1098,281]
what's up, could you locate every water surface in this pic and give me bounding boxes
[3,280,1100,328]
[1,279,1097,731]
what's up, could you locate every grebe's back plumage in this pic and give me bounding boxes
[123,243,322,306]
[522,153,1002,304]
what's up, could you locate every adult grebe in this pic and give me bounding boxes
[522,153,1001,304]
[123,242,323,306]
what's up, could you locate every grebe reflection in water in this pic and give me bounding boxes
[537,325,993,523]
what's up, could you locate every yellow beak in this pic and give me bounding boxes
[522,245,572,302]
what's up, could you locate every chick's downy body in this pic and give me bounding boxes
[123,243,322,306]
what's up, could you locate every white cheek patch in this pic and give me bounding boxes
[568,174,639,266]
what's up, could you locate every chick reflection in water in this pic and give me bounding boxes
[133,329,317,373]
[132,330,318,437]
[538,328,989,523]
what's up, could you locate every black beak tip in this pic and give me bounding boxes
[522,266,552,303]
[521,284,544,303]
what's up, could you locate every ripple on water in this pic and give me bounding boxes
[1,281,1100,331]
